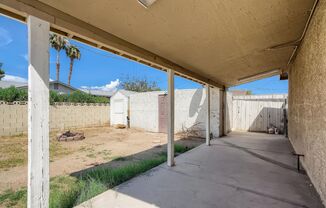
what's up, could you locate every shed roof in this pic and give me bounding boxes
[80,89,115,97]
[112,90,138,98]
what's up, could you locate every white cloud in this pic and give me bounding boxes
[2,75,54,83]
[2,75,27,83]
[81,79,120,92]
[0,28,13,47]
[20,54,28,62]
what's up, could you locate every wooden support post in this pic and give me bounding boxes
[27,16,50,208]
[167,69,175,167]
[206,84,211,146]
[219,89,226,137]
[223,88,228,136]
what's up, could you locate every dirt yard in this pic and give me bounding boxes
[0,126,204,193]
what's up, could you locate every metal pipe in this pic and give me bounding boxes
[287,0,319,65]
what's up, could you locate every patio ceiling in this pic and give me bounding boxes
[0,0,316,87]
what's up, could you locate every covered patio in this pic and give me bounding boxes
[77,132,323,208]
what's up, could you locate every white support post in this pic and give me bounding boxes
[222,88,227,136]
[206,84,211,146]
[167,69,175,167]
[27,16,50,208]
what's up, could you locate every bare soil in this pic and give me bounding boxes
[0,126,203,193]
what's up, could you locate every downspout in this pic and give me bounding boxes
[287,0,320,65]
[267,0,320,66]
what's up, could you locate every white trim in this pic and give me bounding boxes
[206,85,211,145]
[167,69,175,167]
[27,15,50,208]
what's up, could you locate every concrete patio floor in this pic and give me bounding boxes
[77,132,324,208]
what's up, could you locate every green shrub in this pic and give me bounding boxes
[0,87,109,104]
[0,87,27,102]
[65,91,109,104]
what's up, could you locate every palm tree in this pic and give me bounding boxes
[65,45,81,86]
[0,63,5,80]
[49,33,68,81]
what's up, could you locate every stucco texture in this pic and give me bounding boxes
[288,0,326,205]
[129,89,220,138]
[130,91,163,132]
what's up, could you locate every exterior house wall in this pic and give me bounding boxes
[129,89,221,138]
[19,82,77,94]
[0,102,110,136]
[288,1,326,205]
[49,84,75,94]
[110,91,129,126]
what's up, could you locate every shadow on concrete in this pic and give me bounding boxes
[70,136,205,177]
[76,132,324,208]
[218,139,305,174]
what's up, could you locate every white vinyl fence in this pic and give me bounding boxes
[228,94,287,133]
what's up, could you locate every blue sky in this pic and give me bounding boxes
[0,14,288,94]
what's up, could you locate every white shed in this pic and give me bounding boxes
[110,90,137,126]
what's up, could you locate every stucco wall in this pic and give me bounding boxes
[288,1,326,204]
[130,91,163,132]
[129,89,221,138]
[175,88,220,137]
[0,101,110,136]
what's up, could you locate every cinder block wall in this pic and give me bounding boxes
[130,88,221,138]
[288,0,326,204]
[0,102,110,136]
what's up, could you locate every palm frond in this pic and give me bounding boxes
[49,33,69,51]
[65,45,81,60]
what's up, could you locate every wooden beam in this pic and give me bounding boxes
[27,15,50,208]
[206,84,211,146]
[0,0,224,88]
[167,69,175,167]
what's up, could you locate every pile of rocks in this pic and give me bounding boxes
[57,130,85,141]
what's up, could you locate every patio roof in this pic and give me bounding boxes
[0,0,317,87]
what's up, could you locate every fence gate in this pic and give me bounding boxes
[232,95,287,133]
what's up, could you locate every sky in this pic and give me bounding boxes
[0,14,288,94]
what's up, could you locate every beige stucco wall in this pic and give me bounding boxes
[288,0,326,205]
[0,102,110,136]
[130,91,163,132]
